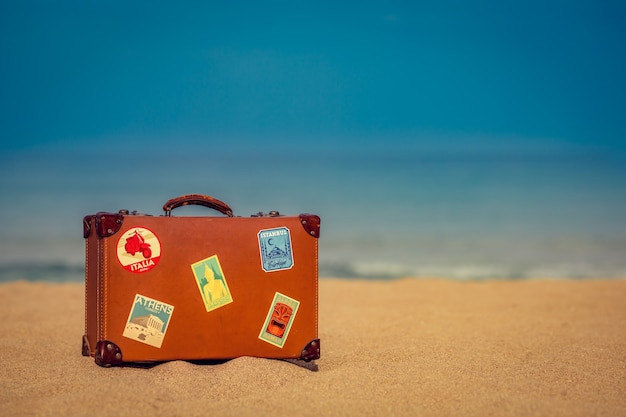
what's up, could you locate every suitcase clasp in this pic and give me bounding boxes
[251,211,281,217]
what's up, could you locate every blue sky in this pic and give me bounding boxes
[1,1,626,280]
[1,0,625,154]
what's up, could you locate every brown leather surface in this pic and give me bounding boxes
[84,212,319,365]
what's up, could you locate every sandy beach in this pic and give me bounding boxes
[1,278,625,416]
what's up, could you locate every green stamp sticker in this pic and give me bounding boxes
[190,255,234,312]
[258,292,300,348]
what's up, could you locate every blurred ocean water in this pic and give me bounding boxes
[1,146,625,281]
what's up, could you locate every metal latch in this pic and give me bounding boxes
[118,210,150,216]
[251,211,281,217]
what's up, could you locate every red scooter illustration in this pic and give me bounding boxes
[124,230,152,259]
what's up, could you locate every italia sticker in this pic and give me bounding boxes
[258,227,294,272]
[258,292,300,348]
[116,227,161,273]
[122,294,174,349]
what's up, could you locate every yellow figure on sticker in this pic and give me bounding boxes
[190,255,234,313]
[202,263,227,303]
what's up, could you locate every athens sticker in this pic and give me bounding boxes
[122,294,174,349]
[190,255,234,312]
[258,292,300,348]
[116,227,161,273]
[258,227,294,272]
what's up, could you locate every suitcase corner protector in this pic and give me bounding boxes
[299,338,320,362]
[81,335,91,357]
[298,214,321,238]
[94,340,124,367]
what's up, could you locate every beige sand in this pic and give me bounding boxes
[1,278,625,417]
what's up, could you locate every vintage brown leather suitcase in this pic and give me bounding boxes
[82,194,320,367]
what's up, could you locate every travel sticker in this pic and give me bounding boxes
[122,294,174,349]
[116,227,161,273]
[258,227,294,272]
[258,292,300,348]
[190,255,234,312]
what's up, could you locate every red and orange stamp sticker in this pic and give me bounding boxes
[258,292,300,348]
[116,227,162,273]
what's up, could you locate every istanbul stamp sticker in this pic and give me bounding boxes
[116,227,161,273]
[258,227,294,272]
[122,294,174,349]
[258,292,300,348]
[190,255,234,312]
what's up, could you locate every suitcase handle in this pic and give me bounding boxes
[162,194,234,217]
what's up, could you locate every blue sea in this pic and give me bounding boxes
[1,145,625,281]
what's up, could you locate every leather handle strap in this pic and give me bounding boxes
[162,194,234,217]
